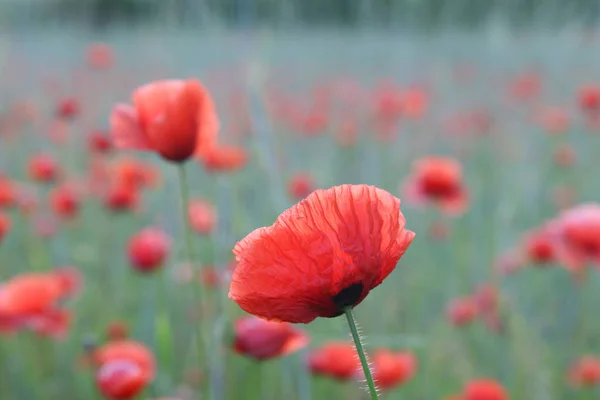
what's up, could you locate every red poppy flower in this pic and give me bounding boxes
[111,79,219,163]
[550,203,600,272]
[447,296,478,327]
[106,321,129,341]
[0,178,17,208]
[568,356,600,387]
[509,72,541,100]
[127,228,171,272]
[308,342,360,380]
[103,182,140,213]
[96,360,147,400]
[0,212,11,243]
[188,199,216,235]
[50,184,81,220]
[523,227,555,265]
[25,308,71,339]
[288,173,314,200]
[335,120,358,148]
[578,84,600,112]
[202,145,247,172]
[89,131,113,154]
[229,184,415,323]
[86,42,114,70]
[402,156,469,215]
[368,350,416,390]
[462,379,509,400]
[535,107,570,134]
[399,87,428,119]
[474,284,503,333]
[232,316,309,361]
[56,97,80,120]
[28,153,60,183]
[93,339,155,381]
[112,158,159,189]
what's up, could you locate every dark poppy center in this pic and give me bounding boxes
[332,282,364,311]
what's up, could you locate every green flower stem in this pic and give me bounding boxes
[344,307,379,400]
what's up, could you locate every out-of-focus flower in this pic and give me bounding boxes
[462,379,509,400]
[188,199,216,235]
[568,356,600,387]
[56,97,80,120]
[229,185,415,323]
[535,106,570,134]
[106,321,129,341]
[50,183,82,220]
[202,145,247,172]
[0,178,17,208]
[103,182,140,214]
[402,156,469,216]
[288,173,314,200]
[368,350,417,390]
[578,84,600,112]
[111,79,219,163]
[554,144,576,168]
[89,131,113,154]
[522,227,556,265]
[127,228,171,273]
[0,212,11,243]
[232,316,309,361]
[86,43,114,70]
[510,72,541,101]
[28,153,60,183]
[447,296,478,327]
[96,360,147,400]
[308,342,360,380]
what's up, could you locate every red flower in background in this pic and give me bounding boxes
[127,228,171,272]
[86,43,114,70]
[288,173,314,200]
[535,106,570,134]
[56,97,80,120]
[28,153,60,183]
[89,131,113,154]
[50,183,81,220]
[202,145,247,172]
[103,182,140,214]
[0,178,17,208]
[308,342,360,380]
[93,340,155,400]
[463,379,509,400]
[447,296,478,327]
[0,212,11,243]
[188,199,216,235]
[111,79,219,163]
[578,84,600,112]
[232,316,309,361]
[105,321,130,341]
[368,350,417,390]
[510,72,541,101]
[523,227,556,265]
[568,356,600,387]
[229,184,415,323]
[402,156,469,215]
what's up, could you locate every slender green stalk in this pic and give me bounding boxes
[176,164,207,396]
[344,307,379,400]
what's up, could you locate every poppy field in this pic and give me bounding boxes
[2,30,600,400]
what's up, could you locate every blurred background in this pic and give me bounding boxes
[2,1,600,400]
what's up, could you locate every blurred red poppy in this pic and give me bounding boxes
[188,199,216,235]
[229,184,415,323]
[202,145,247,172]
[308,342,360,380]
[28,153,60,183]
[568,355,600,387]
[111,79,219,163]
[0,178,17,208]
[463,379,509,400]
[447,296,478,327]
[368,350,416,390]
[103,182,140,213]
[578,84,600,112]
[89,131,113,154]
[232,316,309,361]
[127,228,171,273]
[288,173,314,200]
[56,97,80,120]
[0,212,11,243]
[106,321,129,341]
[523,227,556,265]
[112,158,159,189]
[86,43,114,70]
[96,360,146,400]
[50,183,81,220]
[93,340,155,380]
[402,156,469,216]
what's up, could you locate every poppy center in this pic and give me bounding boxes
[332,282,364,310]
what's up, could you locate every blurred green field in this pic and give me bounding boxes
[1,29,600,400]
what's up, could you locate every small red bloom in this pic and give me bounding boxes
[127,227,171,272]
[93,340,155,380]
[96,359,147,400]
[308,342,360,380]
[56,97,80,120]
[106,321,129,341]
[188,199,216,235]
[112,158,159,189]
[402,156,469,216]
[86,43,114,70]
[510,72,541,100]
[578,84,600,112]
[202,145,247,172]
[111,79,219,163]
[568,356,600,387]
[535,107,570,134]
[447,296,478,327]
[0,178,17,208]
[463,379,509,400]
[523,227,556,264]
[103,182,140,213]
[288,173,314,200]
[28,153,60,183]
[0,213,11,243]
[232,316,309,361]
[369,350,417,390]
[89,131,113,154]
[50,184,81,219]
[229,185,415,323]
